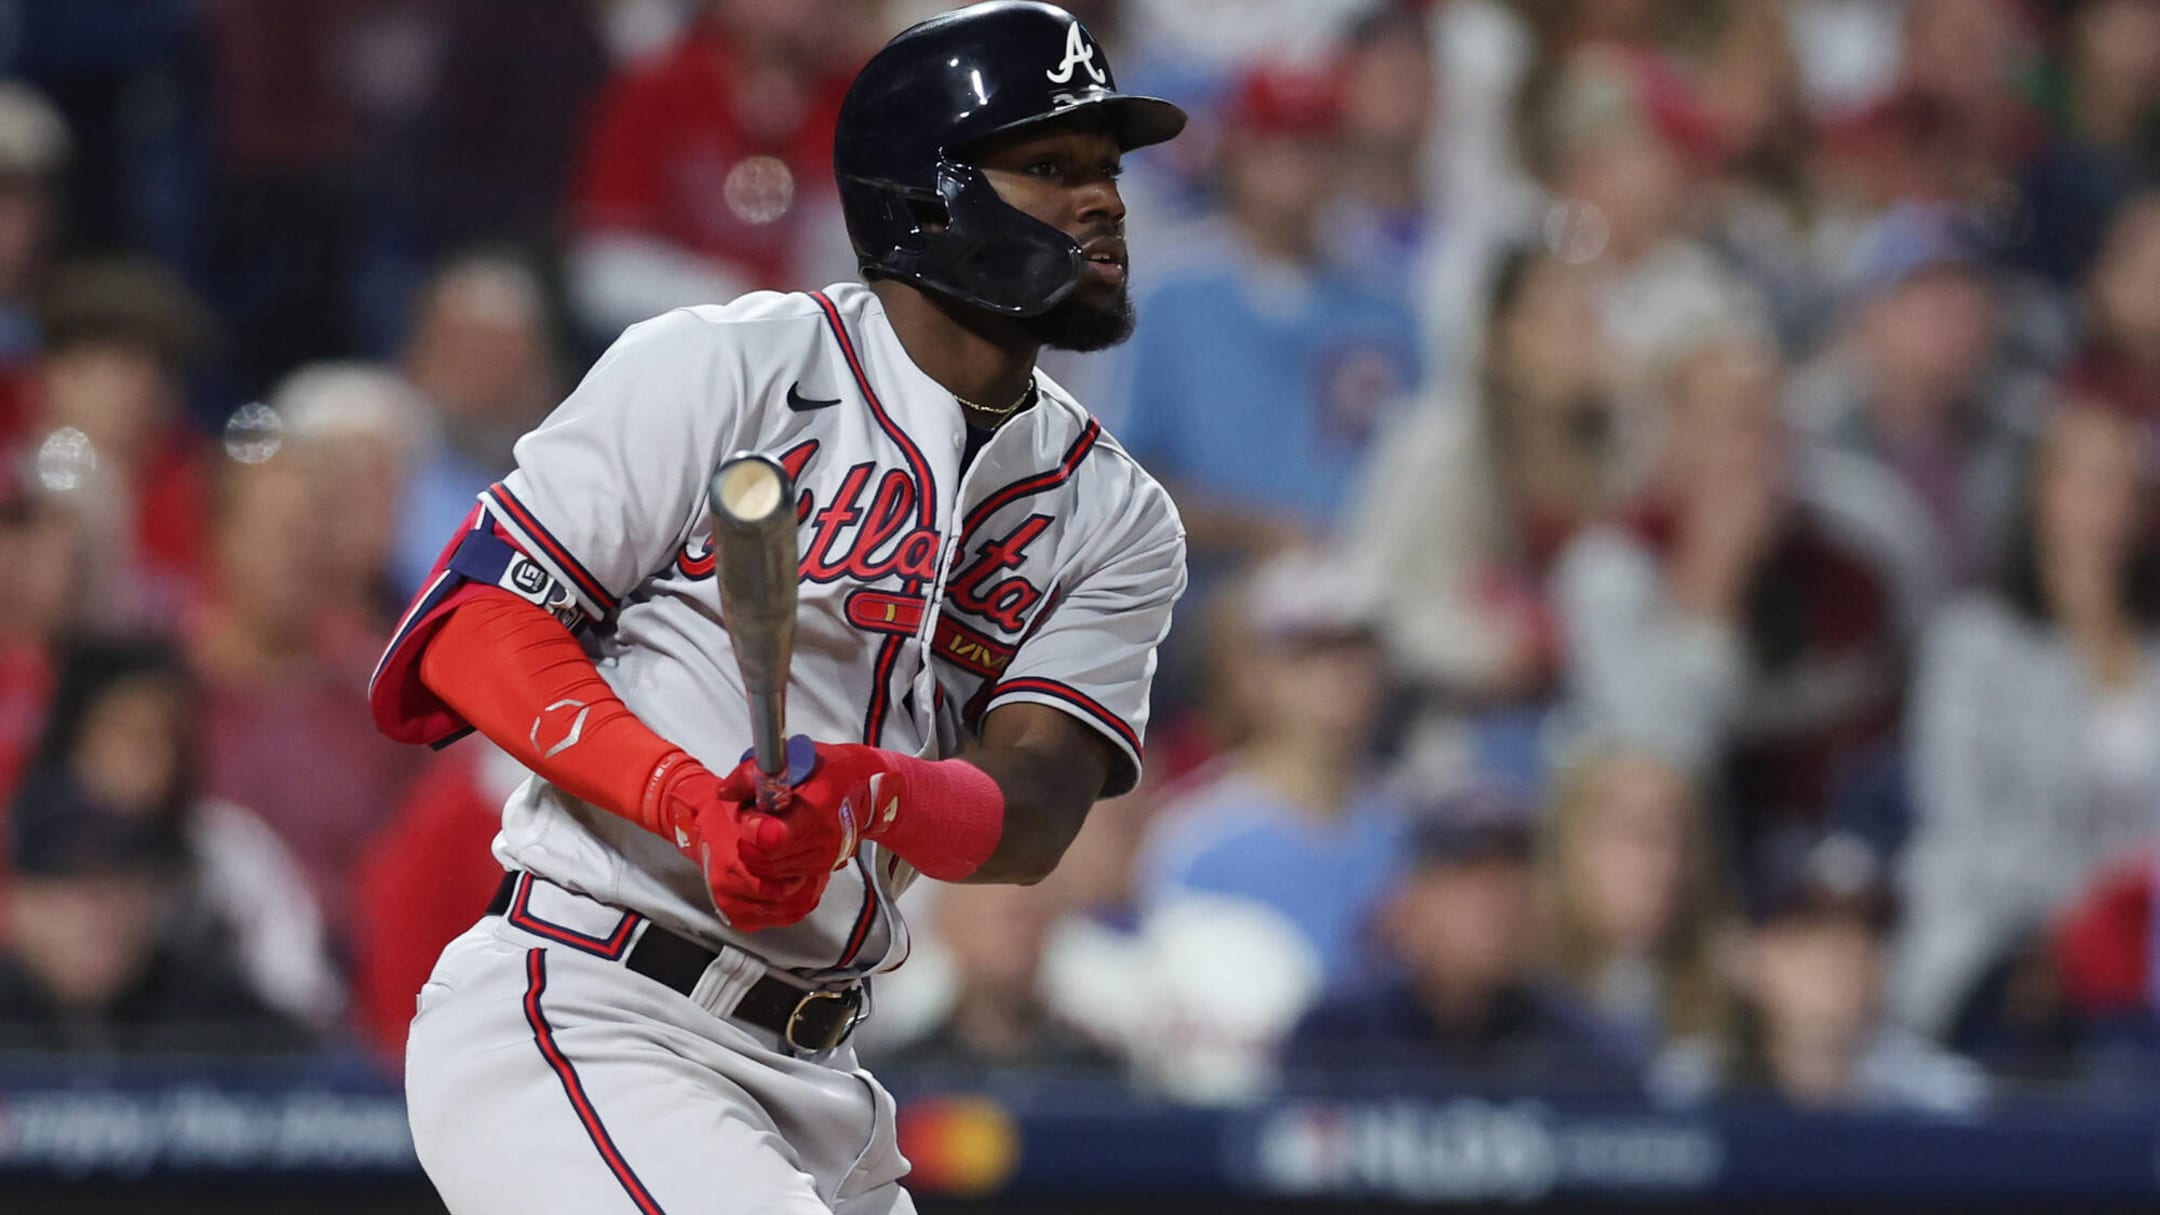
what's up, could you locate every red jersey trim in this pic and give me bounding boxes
[483,482,620,618]
[962,418,1101,537]
[987,677,1142,759]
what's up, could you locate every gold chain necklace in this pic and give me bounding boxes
[955,382,1033,422]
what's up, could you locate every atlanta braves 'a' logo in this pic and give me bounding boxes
[1045,20,1106,85]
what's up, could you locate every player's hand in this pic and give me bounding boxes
[719,739,899,885]
[654,761,820,932]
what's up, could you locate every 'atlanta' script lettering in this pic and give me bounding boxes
[798,463,942,585]
[675,459,1055,638]
[948,514,1052,633]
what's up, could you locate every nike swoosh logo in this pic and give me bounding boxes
[786,382,841,412]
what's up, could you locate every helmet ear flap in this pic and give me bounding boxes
[904,194,950,236]
[924,160,1084,316]
[839,178,949,273]
[844,160,1084,316]
[844,182,945,239]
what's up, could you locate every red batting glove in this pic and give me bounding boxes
[724,737,1006,884]
[645,754,817,932]
[719,741,896,883]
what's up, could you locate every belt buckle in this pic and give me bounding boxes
[784,989,853,1054]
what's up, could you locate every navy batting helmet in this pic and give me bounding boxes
[834,2,1185,317]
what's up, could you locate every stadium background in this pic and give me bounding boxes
[3,0,2160,1210]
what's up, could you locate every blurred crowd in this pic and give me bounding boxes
[0,0,2158,1119]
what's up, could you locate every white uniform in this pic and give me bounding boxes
[383,283,1185,1213]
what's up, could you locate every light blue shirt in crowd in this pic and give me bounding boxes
[392,443,500,598]
[1114,228,1423,531]
[1138,768,1408,985]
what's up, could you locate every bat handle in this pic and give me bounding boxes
[752,733,818,815]
[753,770,789,815]
[747,685,789,812]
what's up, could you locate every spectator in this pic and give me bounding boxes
[1058,889,1324,1104]
[1538,749,1738,1092]
[566,0,866,339]
[1286,787,1639,1090]
[880,881,1117,1078]
[1817,0,2042,211]
[350,742,531,1065]
[878,784,1324,1104]
[1136,551,1405,986]
[1117,64,1422,566]
[192,449,422,930]
[1784,0,1908,119]
[1510,0,1700,56]
[1416,0,1544,383]
[0,640,334,1045]
[1122,0,1374,77]
[1528,44,1771,387]
[1029,781,1173,1047]
[1731,833,1988,1113]
[0,462,80,812]
[1790,203,2037,594]
[1553,335,1918,857]
[0,796,308,1054]
[389,254,560,595]
[2049,847,2160,1035]
[2014,0,2160,284]
[29,259,218,635]
[205,0,374,391]
[1893,402,2160,1040]
[1325,2,1442,303]
[0,83,70,438]
[409,0,614,257]
[1692,3,1850,356]
[1353,246,1621,777]
[271,361,432,663]
[2060,193,2160,437]
[1032,784,1168,1044]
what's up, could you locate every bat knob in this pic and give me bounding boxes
[714,454,789,526]
[784,734,819,785]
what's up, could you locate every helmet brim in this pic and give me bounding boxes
[963,92,1188,156]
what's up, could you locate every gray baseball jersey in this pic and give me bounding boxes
[375,282,1185,975]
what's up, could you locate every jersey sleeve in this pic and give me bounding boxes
[480,308,747,622]
[982,481,1186,796]
[369,308,746,745]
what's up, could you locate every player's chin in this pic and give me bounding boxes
[1024,283,1135,353]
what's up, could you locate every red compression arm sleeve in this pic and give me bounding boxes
[417,592,692,837]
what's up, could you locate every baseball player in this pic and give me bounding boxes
[366,4,1186,1213]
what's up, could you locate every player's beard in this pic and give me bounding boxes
[1022,284,1135,352]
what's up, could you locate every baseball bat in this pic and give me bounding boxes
[707,452,800,812]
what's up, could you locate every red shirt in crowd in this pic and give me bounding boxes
[2061,343,2160,425]
[2052,853,2157,1018]
[135,431,212,621]
[0,645,53,805]
[571,21,854,289]
[200,672,422,930]
[1819,85,2045,208]
[350,744,520,1065]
